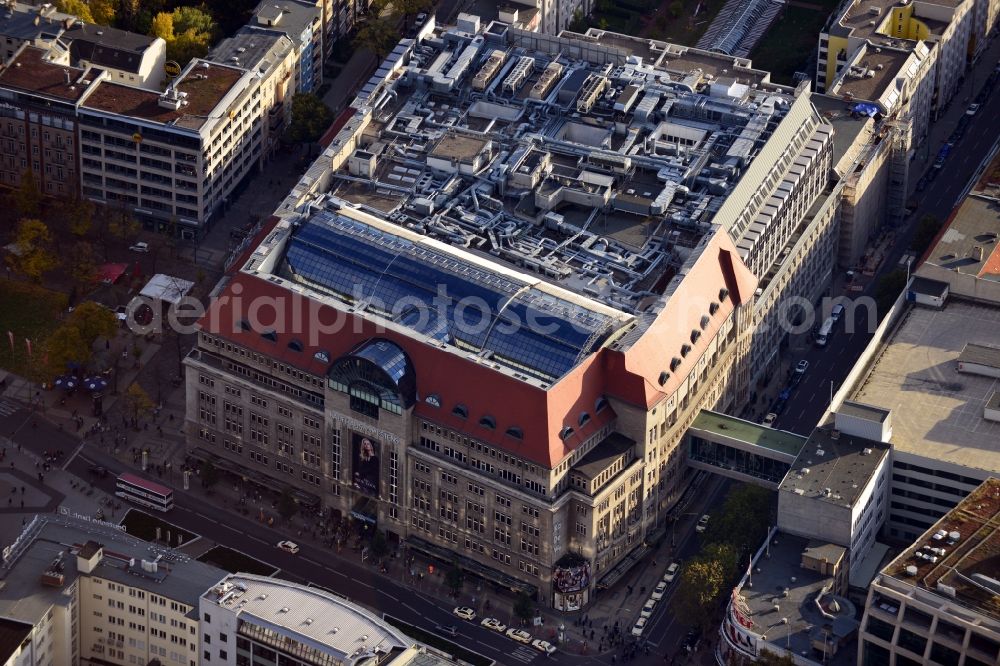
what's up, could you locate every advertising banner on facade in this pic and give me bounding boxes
[351,432,381,496]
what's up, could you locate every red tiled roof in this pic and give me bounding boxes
[319,106,357,148]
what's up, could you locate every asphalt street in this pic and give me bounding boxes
[773,58,1000,435]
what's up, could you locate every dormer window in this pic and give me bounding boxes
[680,344,691,357]
[505,426,523,440]
[719,288,730,302]
[658,371,669,386]
[261,330,277,342]
[238,319,251,331]
[425,394,441,407]
[690,330,701,344]
[288,339,304,352]
[709,302,720,315]
[479,415,496,430]
[559,426,574,440]
[452,404,468,418]
[595,397,609,412]
[700,315,710,329]
[670,357,681,371]
[578,412,590,426]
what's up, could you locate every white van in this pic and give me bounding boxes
[830,303,845,323]
[816,317,835,347]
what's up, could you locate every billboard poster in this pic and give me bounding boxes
[351,432,380,496]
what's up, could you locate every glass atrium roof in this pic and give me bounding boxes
[282,212,621,382]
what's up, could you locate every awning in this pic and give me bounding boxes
[596,542,651,590]
[139,273,195,305]
[406,536,538,596]
[350,496,377,524]
[96,263,128,284]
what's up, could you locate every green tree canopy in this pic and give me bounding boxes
[674,555,728,629]
[513,592,536,622]
[66,242,97,286]
[7,218,57,283]
[55,0,94,23]
[43,324,88,377]
[286,93,334,144]
[13,170,42,219]
[89,0,116,25]
[704,484,773,555]
[124,383,154,423]
[150,11,174,41]
[68,301,117,345]
[151,6,217,65]
[354,17,399,59]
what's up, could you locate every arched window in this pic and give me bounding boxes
[578,412,590,426]
[595,396,609,412]
[452,404,468,418]
[288,339,304,352]
[425,394,441,407]
[559,426,574,440]
[505,426,524,440]
[479,415,496,430]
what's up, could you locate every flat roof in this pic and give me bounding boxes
[838,400,889,423]
[835,0,964,42]
[921,196,1000,278]
[0,618,32,665]
[832,49,912,102]
[209,26,294,74]
[573,432,635,480]
[881,478,1000,621]
[429,132,490,162]
[0,46,97,103]
[690,410,807,456]
[0,514,225,624]
[851,299,1000,474]
[203,574,410,659]
[780,426,890,507]
[959,342,1000,370]
[740,532,859,665]
[81,60,245,131]
[812,94,876,174]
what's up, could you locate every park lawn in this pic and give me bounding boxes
[197,545,277,576]
[0,281,67,376]
[120,509,195,546]
[749,5,829,85]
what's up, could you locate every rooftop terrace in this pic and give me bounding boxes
[882,478,1000,621]
[82,59,244,131]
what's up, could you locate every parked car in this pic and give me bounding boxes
[696,514,710,533]
[115,305,127,322]
[966,103,981,115]
[650,581,668,601]
[640,598,657,618]
[506,628,532,644]
[631,617,648,637]
[916,175,928,192]
[88,466,108,478]
[481,618,506,633]
[276,540,299,554]
[452,606,476,621]
[663,561,680,583]
[531,639,557,654]
[762,412,778,428]
[795,360,810,375]
[129,241,149,253]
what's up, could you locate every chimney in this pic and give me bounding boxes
[63,69,71,85]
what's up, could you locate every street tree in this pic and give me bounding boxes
[513,592,536,624]
[354,17,398,59]
[278,488,298,519]
[108,206,140,243]
[705,484,773,554]
[392,0,433,24]
[8,218,57,283]
[286,93,334,144]
[42,324,88,377]
[13,170,42,219]
[124,383,154,425]
[69,301,118,346]
[674,556,728,629]
[200,459,220,489]
[66,241,98,287]
[55,0,94,23]
[370,530,389,559]
[445,564,464,595]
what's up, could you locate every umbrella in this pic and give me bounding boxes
[53,375,78,390]
[83,377,108,392]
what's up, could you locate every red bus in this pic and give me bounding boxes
[115,472,174,512]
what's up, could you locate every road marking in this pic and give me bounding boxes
[220,523,240,532]
[247,535,268,544]
[62,441,85,470]
[382,591,399,602]
[194,512,215,522]
[401,601,421,615]
[323,566,347,577]
[303,557,322,567]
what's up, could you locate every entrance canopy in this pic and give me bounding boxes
[96,263,129,284]
[140,274,195,305]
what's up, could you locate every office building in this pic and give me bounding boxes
[857,477,1000,666]
[77,58,264,235]
[200,574,456,665]
[0,1,72,65]
[0,512,225,666]
[184,19,842,609]
[0,45,98,195]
